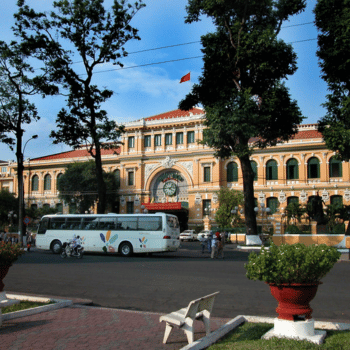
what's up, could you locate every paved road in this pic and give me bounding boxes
[4,242,350,323]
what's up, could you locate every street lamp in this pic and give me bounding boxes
[141,205,148,214]
[18,134,38,246]
[254,203,272,245]
[204,205,211,217]
[8,211,17,228]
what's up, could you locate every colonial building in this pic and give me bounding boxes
[8,108,350,231]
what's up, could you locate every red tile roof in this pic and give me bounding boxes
[31,147,120,162]
[144,108,204,121]
[292,129,323,139]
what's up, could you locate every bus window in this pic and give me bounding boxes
[98,217,116,230]
[38,217,50,234]
[167,215,179,228]
[82,217,99,230]
[117,216,137,230]
[138,216,162,231]
[66,217,83,230]
[50,217,66,230]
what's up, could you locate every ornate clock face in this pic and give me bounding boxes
[163,181,177,196]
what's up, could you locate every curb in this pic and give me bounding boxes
[2,294,72,321]
[179,315,350,350]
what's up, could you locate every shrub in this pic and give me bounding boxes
[245,243,341,285]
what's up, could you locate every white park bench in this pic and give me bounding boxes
[159,291,219,344]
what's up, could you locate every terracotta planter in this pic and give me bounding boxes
[268,282,321,321]
[0,264,12,292]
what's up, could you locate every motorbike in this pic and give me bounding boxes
[60,241,84,259]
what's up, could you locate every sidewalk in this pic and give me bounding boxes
[0,293,231,350]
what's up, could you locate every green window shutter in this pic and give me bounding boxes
[287,158,299,180]
[329,157,342,177]
[32,175,39,191]
[204,167,210,182]
[227,162,238,182]
[176,132,183,144]
[114,169,120,188]
[267,197,279,214]
[144,135,151,147]
[165,133,172,145]
[308,157,320,179]
[266,160,278,180]
[187,131,195,143]
[250,161,258,181]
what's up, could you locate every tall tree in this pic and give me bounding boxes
[0,39,57,244]
[179,0,304,236]
[215,187,244,229]
[14,0,145,213]
[57,161,118,213]
[314,0,350,160]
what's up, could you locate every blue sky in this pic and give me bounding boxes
[0,0,327,161]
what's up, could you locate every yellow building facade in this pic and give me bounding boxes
[9,108,350,232]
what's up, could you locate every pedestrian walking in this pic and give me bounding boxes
[27,231,32,251]
[217,235,224,259]
[207,231,212,254]
[211,235,218,259]
[199,235,207,254]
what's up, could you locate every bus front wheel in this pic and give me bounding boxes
[119,242,133,257]
[51,240,62,254]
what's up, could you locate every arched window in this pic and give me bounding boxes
[267,197,279,214]
[308,157,320,179]
[330,195,343,207]
[287,196,299,205]
[286,158,299,180]
[31,175,39,191]
[329,157,342,178]
[250,161,258,181]
[266,159,278,180]
[114,169,120,188]
[44,174,51,191]
[227,162,238,182]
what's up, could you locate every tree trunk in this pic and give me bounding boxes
[94,141,106,214]
[16,128,24,246]
[239,154,257,235]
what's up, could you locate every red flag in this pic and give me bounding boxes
[180,72,190,83]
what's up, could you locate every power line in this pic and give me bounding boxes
[30,21,316,73]
[90,38,317,76]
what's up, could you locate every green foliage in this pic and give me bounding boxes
[0,190,18,226]
[0,242,25,265]
[285,225,301,234]
[180,0,305,235]
[329,223,345,235]
[14,0,145,212]
[215,188,244,229]
[315,0,350,160]
[1,300,55,314]
[245,243,341,285]
[285,202,307,223]
[25,206,58,221]
[57,161,118,213]
[209,322,350,349]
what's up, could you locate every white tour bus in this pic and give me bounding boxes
[36,213,180,257]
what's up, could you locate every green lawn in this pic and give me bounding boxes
[1,300,55,314]
[209,322,350,350]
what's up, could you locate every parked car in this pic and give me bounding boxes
[197,230,213,241]
[179,230,197,241]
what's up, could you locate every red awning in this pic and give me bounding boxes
[141,202,183,211]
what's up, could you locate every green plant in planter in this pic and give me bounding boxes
[245,243,341,285]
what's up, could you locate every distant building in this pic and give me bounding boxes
[8,108,350,230]
[0,160,14,192]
